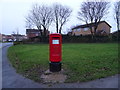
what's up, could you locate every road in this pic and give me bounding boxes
[1,43,119,88]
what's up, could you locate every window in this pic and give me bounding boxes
[84,28,89,31]
[74,29,77,32]
[77,28,81,31]
[74,28,81,32]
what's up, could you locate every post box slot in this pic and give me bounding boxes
[52,37,59,39]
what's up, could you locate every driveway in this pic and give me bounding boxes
[1,43,119,88]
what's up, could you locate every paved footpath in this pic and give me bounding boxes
[1,43,120,88]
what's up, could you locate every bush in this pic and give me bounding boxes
[62,35,111,43]
[13,41,23,45]
[22,34,119,44]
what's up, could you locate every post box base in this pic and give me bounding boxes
[49,62,61,72]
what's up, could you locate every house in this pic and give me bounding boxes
[12,34,27,41]
[26,29,41,39]
[71,21,111,36]
[5,35,13,41]
[1,34,27,42]
[1,34,7,42]
[26,29,50,39]
[1,34,14,42]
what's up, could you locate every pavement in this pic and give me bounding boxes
[0,43,2,89]
[1,43,120,88]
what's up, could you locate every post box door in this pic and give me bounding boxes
[51,37,61,62]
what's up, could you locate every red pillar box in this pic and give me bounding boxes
[49,33,62,72]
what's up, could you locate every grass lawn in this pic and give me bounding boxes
[8,43,119,83]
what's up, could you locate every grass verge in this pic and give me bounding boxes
[8,43,119,83]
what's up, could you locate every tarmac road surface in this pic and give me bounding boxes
[1,43,119,88]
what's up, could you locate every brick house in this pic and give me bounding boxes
[12,34,27,41]
[1,34,7,42]
[5,35,13,41]
[71,21,111,36]
[26,29,50,39]
[1,34,27,42]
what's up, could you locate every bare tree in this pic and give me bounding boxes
[78,0,110,35]
[26,4,53,36]
[53,3,72,34]
[26,4,41,33]
[114,1,120,31]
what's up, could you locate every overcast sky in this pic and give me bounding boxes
[0,0,119,35]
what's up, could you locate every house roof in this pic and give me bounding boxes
[26,29,42,33]
[72,21,111,30]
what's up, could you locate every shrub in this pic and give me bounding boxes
[13,41,23,45]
